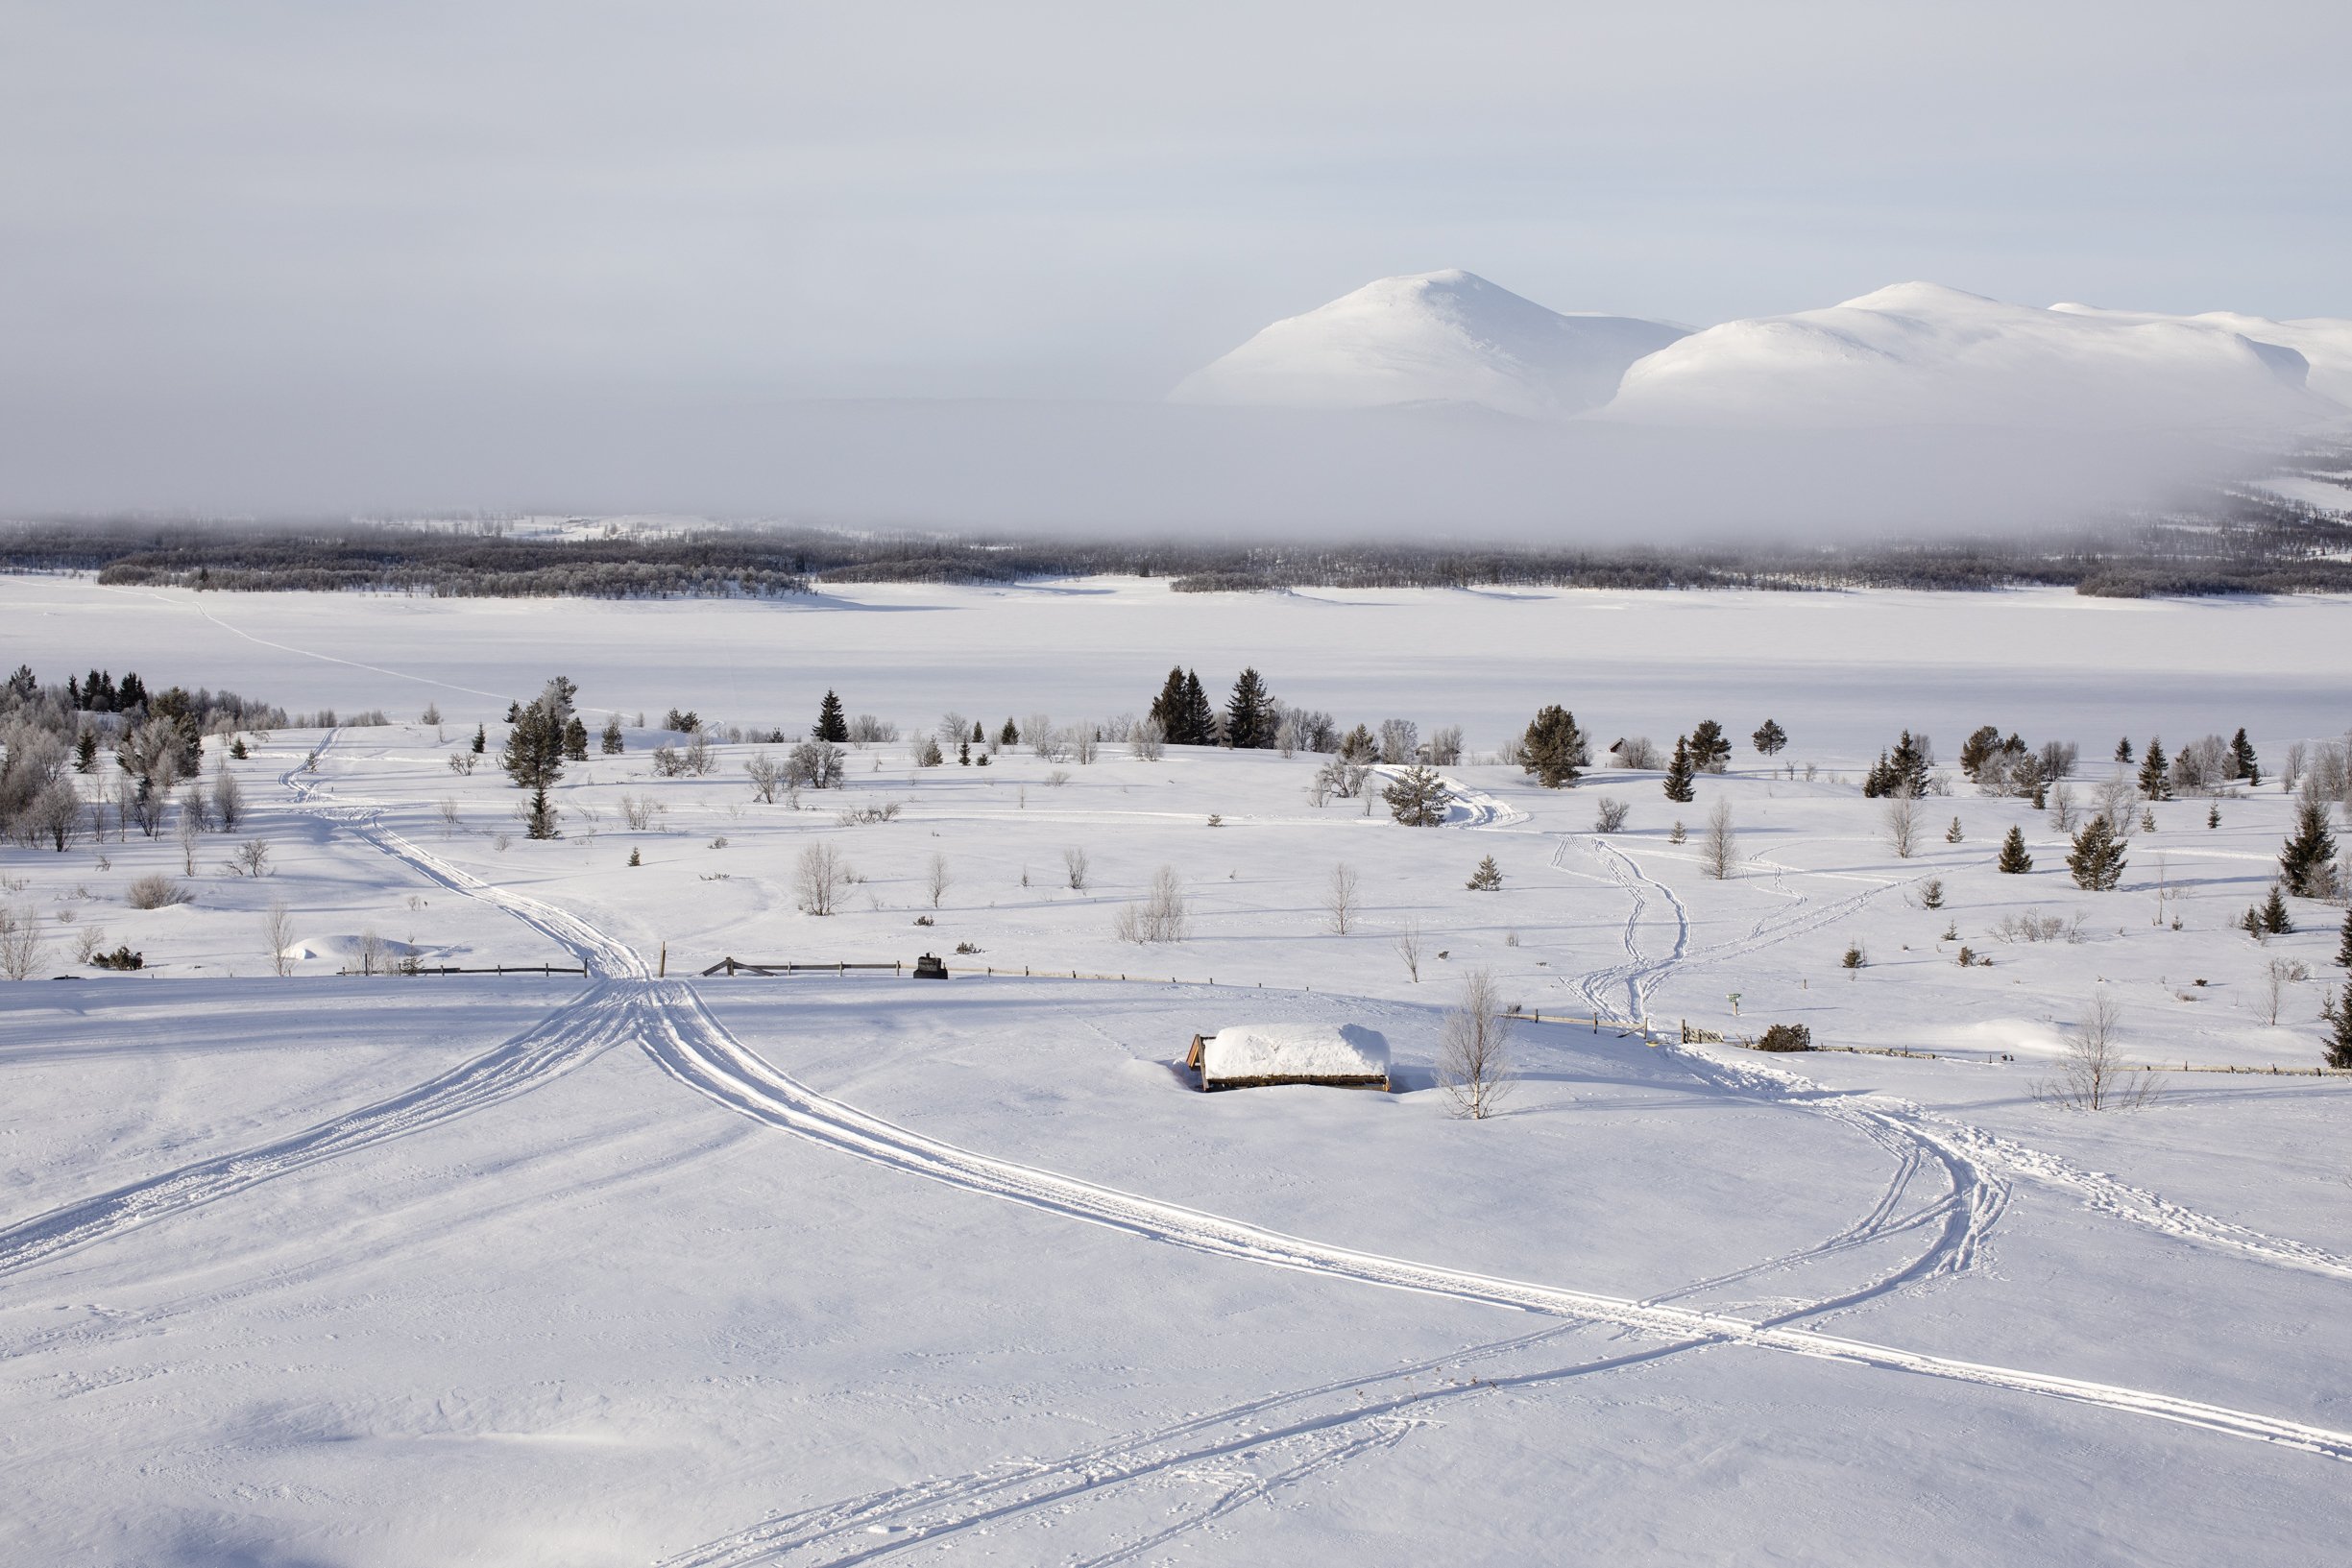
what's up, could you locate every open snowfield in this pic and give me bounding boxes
[5,575,2352,1564]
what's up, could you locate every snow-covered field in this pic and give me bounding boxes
[5,575,2352,1565]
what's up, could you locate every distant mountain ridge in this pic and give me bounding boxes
[1176,273,2352,434]
[1169,270,1689,419]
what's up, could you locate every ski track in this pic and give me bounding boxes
[0,984,636,1282]
[15,729,2340,1565]
[279,729,2352,1567]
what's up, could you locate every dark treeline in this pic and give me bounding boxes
[6,484,2352,600]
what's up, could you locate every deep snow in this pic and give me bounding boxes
[3,580,2351,1564]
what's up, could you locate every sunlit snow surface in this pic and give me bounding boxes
[4,575,2352,1565]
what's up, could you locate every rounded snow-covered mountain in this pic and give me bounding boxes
[1604,282,2333,431]
[1169,270,1691,419]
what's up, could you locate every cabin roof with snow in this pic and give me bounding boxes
[1187,1024,1392,1092]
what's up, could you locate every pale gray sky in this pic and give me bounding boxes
[4,2,2346,515]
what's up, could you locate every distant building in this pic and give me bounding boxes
[1186,1024,1392,1093]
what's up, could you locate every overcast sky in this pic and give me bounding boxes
[5,2,2347,515]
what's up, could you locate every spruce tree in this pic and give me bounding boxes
[2137,737,2170,800]
[1467,855,1504,890]
[1662,736,1697,803]
[815,690,849,743]
[2067,815,2126,891]
[2327,980,2352,1070]
[2208,803,2220,829]
[2260,884,2292,935]
[1181,670,1216,745]
[2115,736,2133,764]
[1997,824,2033,874]
[601,715,624,755]
[229,736,248,760]
[1224,667,1273,750]
[1752,718,1787,756]
[74,730,98,773]
[1521,705,1585,788]
[2336,905,2352,969]
[1146,668,1186,741]
[1000,716,1020,747]
[1946,816,1963,844]
[525,784,559,840]
[472,723,486,755]
[2279,797,2340,897]
[972,721,985,744]
[2230,727,2261,784]
[562,715,590,761]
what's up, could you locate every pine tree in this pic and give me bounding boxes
[472,724,486,755]
[958,737,971,765]
[1662,737,1696,803]
[1521,705,1585,788]
[2230,727,2261,785]
[1224,667,1273,750]
[815,690,848,743]
[1998,824,2033,874]
[1382,763,1449,826]
[972,721,985,744]
[2115,736,2133,764]
[2279,797,2340,897]
[2067,815,2126,890]
[1945,816,1963,844]
[561,715,590,761]
[601,715,624,755]
[501,691,566,796]
[74,730,98,772]
[2208,803,2220,829]
[1000,717,1020,747]
[1688,719,1732,773]
[229,736,248,760]
[2137,737,2170,800]
[2326,980,2352,1069]
[1752,718,1787,756]
[1467,855,1503,890]
[627,846,642,867]
[2260,884,2292,935]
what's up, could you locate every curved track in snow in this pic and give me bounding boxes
[0,983,637,1282]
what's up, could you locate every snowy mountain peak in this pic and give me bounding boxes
[1169,271,1691,419]
[1834,280,2006,313]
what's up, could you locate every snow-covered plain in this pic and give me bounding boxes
[5,575,2352,1565]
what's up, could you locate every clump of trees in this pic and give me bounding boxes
[1863,732,1931,799]
[500,676,576,837]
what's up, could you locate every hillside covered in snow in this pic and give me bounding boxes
[1176,275,2352,439]
[1169,270,1690,419]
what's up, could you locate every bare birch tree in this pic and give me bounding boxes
[925,853,952,909]
[1883,785,1923,859]
[796,841,848,916]
[1438,968,1513,1120]
[1702,800,1738,879]
[264,899,295,977]
[2035,991,2158,1111]
[1324,862,1359,934]
[1392,918,1423,982]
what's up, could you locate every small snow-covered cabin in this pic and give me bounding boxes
[1187,1024,1392,1093]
